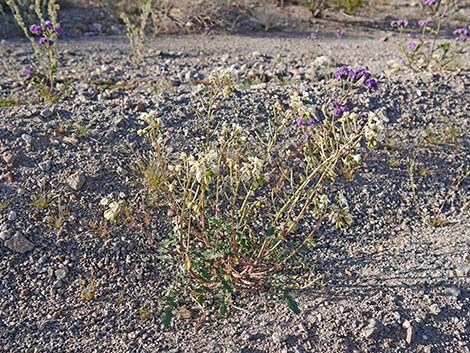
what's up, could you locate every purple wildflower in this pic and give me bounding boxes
[334,107,344,117]
[53,27,63,35]
[364,78,379,91]
[25,67,31,78]
[335,66,356,81]
[454,27,470,42]
[332,101,349,117]
[336,28,345,38]
[39,37,54,46]
[418,19,430,27]
[44,20,54,29]
[407,42,417,50]
[29,24,41,35]
[423,0,436,5]
[391,19,409,28]
[355,67,371,80]
[307,118,316,126]
[296,118,305,127]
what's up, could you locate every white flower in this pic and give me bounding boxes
[100,196,111,207]
[104,201,123,222]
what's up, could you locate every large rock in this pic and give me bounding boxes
[4,233,34,254]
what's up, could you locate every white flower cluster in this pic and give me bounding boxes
[240,156,264,182]
[137,110,163,137]
[328,193,353,229]
[364,112,388,146]
[180,150,219,185]
[289,91,315,119]
[217,122,246,145]
[100,196,123,223]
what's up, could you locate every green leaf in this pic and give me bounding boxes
[162,306,173,327]
[283,291,300,315]
[266,227,275,237]
[219,299,227,315]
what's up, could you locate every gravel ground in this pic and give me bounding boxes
[1,29,470,353]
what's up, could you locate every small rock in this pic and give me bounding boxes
[0,230,11,241]
[21,134,33,144]
[455,265,470,278]
[4,233,34,253]
[272,332,288,344]
[7,211,17,221]
[67,173,86,191]
[250,83,267,90]
[55,268,67,280]
[429,304,441,316]
[39,160,52,172]
[444,287,461,298]
[405,325,415,345]
[362,319,381,340]
[402,320,411,329]
[40,108,53,118]
[2,151,17,166]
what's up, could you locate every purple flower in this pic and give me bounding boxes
[29,24,41,35]
[332,101,349,117]
[53,27,63,35]
[418,19,430,27]
[336,28,345,38]
[296,118,305,127]
[407,42,417,50]
[335,66,356,81]
[334,107,344,117]
[391,19,409,28]
[424,0,436,5]
[25,67,31,78]
[454,27,470,42]
[355,67,371,80]
[44,20,54,29]
[39,37,54,46]
[364,78,379,91]
[307,118,316,126]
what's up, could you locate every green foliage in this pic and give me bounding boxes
[333,0,363,14]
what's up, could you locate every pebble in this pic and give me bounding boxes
[429,304,441,316]
[55,268,67,281]
[362,319,381,340]
[272,332,289,344]
[40,108,53,118]
[39,160,52,172]
[21,134,33,144]
[455,265,470,278]
[4,232,34,253]
[2,151,17,166]
[67,173,86,191]
[406,325,415,345]
[7,211,17,221]
[0,230,11,241]
[444,287,461,299]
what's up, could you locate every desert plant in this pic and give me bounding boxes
[121,0,152,64]
[392,0,469,71]
[333,0,363,14]
[5,0,61,100]
[136,67,385,323]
